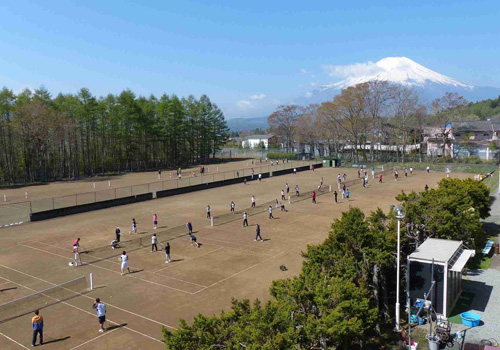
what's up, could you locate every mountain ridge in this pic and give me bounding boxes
[298,57,500,105]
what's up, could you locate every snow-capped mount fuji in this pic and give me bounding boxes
[298,57,500,104]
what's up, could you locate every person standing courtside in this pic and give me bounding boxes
[31,310,43,346]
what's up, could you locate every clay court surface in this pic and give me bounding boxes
[0,159,305,226]
[0,163,471,349]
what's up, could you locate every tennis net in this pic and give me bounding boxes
[81,224,189,263]
[212,184,332,226]
[0,276,88,324]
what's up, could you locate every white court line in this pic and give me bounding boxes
[200,237,277,256]
[27,240,205,288]
[17,243,202,293]
[0,274,165,349]
[0,263,176,333]
[0,331,30,349]
[0,279,12,286]
[32,240,190,261]
[152,246,224,273]
[69,326,121,350]
[193,251,285,294]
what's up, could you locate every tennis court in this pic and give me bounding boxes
[0,164,472,349]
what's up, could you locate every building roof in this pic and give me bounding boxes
[452,121,500,133]
[409,238,462,263]
[242,134,274,141]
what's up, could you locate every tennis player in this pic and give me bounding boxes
[72,238,80,266]
[120,251,131,275]
[93,298,106,333]
[153,213,158,229]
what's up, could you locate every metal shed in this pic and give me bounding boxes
[409,238,475,317]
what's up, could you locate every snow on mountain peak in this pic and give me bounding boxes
[323,57,473,91]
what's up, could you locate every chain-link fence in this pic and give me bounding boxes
[0,160,310,228]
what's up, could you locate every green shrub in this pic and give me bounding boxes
[267,152,297,160]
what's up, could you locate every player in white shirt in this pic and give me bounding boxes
[120,251,131,275]
[268,206,274,219]
[151,234,158,252]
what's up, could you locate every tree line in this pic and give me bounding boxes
[0,87,229,185]
[267,81,472,163]
[163,178,490,349]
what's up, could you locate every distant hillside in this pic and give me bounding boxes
[464,95,500,119]
[226,116,269,132]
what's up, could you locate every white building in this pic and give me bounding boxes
[241,134,277,149]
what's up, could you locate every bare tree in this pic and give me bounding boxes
[268,105,303,152]
[365,81,393,161]
[391,86,420,162]
[431,92,468,157]
[319,85,369,162]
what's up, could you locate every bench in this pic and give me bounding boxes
[482,240,495,256]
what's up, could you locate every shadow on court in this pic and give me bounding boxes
[106,323,128,331]
[43,336,71,344]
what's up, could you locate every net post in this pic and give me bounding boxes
[93,182,95,189]
[211,217,214,227]
[329,184,332,192]
[288,196,291,204]
[90,273,94,290]
[108,180,111,187]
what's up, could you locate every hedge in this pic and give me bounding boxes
[267,152,297,160]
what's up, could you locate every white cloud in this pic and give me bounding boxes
[250,93,266,100]
[322,61,384,79]
[305,92,313,98]
[300,68,308,74]
[237,100,253,109]
[309,81,318,87]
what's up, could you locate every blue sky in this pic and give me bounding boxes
[1,0,499,118]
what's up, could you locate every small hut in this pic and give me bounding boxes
[409,238,475,317]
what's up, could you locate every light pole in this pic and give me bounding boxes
[394,205,405,331]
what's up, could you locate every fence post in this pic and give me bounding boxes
[94,192,97,203]
[90,273,94,290]
[114,188,117,199]
[53,198,55,209]
[211,217,214,227]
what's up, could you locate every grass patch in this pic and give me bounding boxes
[467,251,492,270]
[448,291,476,324]
[482,169,499,193]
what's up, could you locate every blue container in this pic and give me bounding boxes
[460,312,481,327]
[418,317,426,325]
